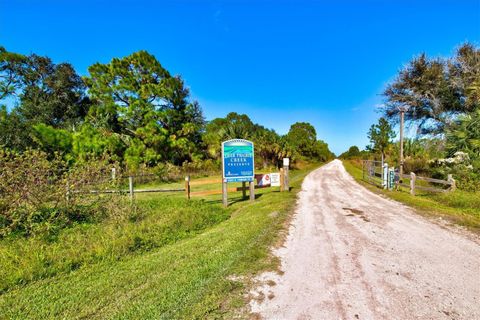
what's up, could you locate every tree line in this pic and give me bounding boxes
[0,48,334,172]
[340,43,479,191]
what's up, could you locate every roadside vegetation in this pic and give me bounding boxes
[0,163,320,319]
[343,160,480,232]
[339,42,479,231]
[0,45,333,317]
[0,45,334,236]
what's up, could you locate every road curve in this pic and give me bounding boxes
[250,159,480,320]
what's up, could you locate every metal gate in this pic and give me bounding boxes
[362,160,384,188]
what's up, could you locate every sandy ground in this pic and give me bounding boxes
[250,160,480,320]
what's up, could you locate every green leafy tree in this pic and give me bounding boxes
[383,43,480,135]
[367,117,396,163]
[285,122,334,162]
[16,55,90,129]
[202,113,302,168]
[203,112,256,159]
[223,113,255,140]
[339,146,361,159]
[1,47,90,151]
[314,140,335,162]
[0,106,32,150]
[447,109,480,159]
[32,124,73,157]
[83,50,204,167]
[253,126,284,168]
[286,122,317,159]
[0,46,27,100]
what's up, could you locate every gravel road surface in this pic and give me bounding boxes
[250,160,480,320]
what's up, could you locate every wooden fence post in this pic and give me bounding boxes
[66,178,70,206]
[185,175,190,199]
[410,172,416,196]
[222,179,228,207]
[280,168,285,192]
[242,181,246,198]
[447,174,456,192]
[249,180,255,201]
[283,166,289,192]
[129,176,134,202]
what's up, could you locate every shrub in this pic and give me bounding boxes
[403,157,430,176]
[0,149,66,236]
[0,149,126,238]
[429,152,480,192]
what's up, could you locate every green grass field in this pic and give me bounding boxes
[0,164,320,319]
[343,160,480,232]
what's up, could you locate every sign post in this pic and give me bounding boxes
[222,179,228,206]
[221,139,255,206]
[283,158,290,192]
[185,175,191,199]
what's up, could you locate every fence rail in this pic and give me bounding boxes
[67,170,287,204]
[78,188,185,194]
[186,173,280,200]
[362,160,456,196]
[399,172,455,195]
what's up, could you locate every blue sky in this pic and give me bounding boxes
[1,0,479,155]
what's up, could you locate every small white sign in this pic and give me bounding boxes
[270,173,281,187]
[283,158,290,167]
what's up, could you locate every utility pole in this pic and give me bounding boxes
[398,105,409,176]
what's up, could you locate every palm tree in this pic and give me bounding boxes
[447,109,480,158]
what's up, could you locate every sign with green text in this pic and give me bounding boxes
[222,139,254,182]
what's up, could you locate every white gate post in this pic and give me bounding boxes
[383,163,389,189]
[410,172,416,196]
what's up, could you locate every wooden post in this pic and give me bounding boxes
[410,172,416,196]
[284,166,289,191]
[66,178,70,206]
[249,180,255,201]
[111,167,116,180]
[280,168,285,192]
[447,174,456,192]
[129,176,134,202]
[185,175,190,199]
[283,158,290,192]
[222,179,228,207]
[242,181,247,198]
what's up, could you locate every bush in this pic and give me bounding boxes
[131,159,220,184]
[182,158,219,177]
[403,157,430,176]
[0,149,126,238]
[429,152,480,192]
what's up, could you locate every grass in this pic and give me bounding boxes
[343,160,480,232]
[0,163,320,319]
[0,198,230,293]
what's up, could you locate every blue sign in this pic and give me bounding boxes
[222,139,254,182]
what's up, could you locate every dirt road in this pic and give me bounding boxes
[250,160,480,320]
